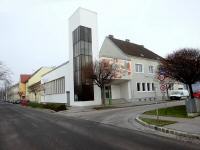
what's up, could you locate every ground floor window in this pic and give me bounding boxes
[147,83,150,91]
[142,83,145,91]
[44,77,65,95]
[136,82,155,92]
[137,83,141,91]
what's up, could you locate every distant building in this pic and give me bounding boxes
[7,83,20,101]
[19,74,31,99]
[26,67,53,102]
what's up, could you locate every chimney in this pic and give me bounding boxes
[125,39,130,42]
[108,35,114,38]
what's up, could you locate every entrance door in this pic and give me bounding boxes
[105,85,111,99]
[66,91,70,106]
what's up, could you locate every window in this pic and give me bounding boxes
[44,77,65,95]
[147,83,150,91]
[149,66,154,73]
[152,83,155,91]
[135,64,143,73]
[137,83,141,91]
[73,26,94,101]
[142,83,145,91]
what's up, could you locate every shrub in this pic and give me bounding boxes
[28,102,67,112]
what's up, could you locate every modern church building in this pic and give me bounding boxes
[41,8,101,106]
[41,7,163,106]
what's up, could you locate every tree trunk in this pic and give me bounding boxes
[101,87,105,105]
[34,93,37,102]
[188,84,194,99]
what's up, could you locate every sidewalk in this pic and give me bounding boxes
[140,114,200,135]
[60,99,168,114]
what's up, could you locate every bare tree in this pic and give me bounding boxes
[91,59,118,105]
[0,61,11,83]
[159,48,200,99]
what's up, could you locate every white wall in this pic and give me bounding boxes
[120,81,131,100]
[41,62,69,104]
[111,85,121,99]
[131,57,162,100]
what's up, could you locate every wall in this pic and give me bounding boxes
[41,62,69,104]
[111,85,120,99]
[131,57,162,101]
[26,67,53,101]
[7,83,20,101]
[120,81,131,100]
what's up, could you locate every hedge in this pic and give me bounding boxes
[28,102,67,112]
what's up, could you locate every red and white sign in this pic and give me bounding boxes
[160,84,166,92]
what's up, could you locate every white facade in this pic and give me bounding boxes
[100,37,163,102]
[41,8,165,106]
[42,8,101,106]
[41,62,70,103]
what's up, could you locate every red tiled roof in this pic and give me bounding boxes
[20,74,31,83]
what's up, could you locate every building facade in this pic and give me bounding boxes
[99,35,163,101]
[26,67,53,102]
[41,8,165,106]
[68,7,101,106]
[7,83,20,102]
[41,62,69,103]
[19,74,31,99]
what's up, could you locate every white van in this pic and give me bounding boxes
[169,90,189,100]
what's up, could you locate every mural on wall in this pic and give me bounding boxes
[101,57,131,79]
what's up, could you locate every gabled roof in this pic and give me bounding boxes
[20,74,31,83]
[108,36,163,60]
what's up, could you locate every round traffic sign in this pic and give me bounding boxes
[160,84,166,91]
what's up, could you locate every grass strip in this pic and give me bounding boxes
[143,105,188,118]
[140,117,177,127]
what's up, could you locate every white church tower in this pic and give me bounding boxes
[68,7,101,106]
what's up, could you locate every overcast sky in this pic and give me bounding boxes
[0,0,200,84]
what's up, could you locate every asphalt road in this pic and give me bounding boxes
[0,102,199,150]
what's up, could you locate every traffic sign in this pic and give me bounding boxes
[160,84,166,91]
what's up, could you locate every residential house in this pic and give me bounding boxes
[7,83,20,102]
[19,74,31,99]
[99,35,163,101]
[26,67,53,102]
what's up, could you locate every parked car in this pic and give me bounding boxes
[169,90,189,100]
[193,91,200,99]
[13,100,21,104]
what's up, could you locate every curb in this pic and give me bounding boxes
[135,115,200,140]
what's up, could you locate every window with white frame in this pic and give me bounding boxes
[137,83,141,91]
[152,83,155,91]
[142,83,145,91]
[149,66,154,73]
[135,64,143,73]
[147,83,150,91]
[44,77,65,95]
